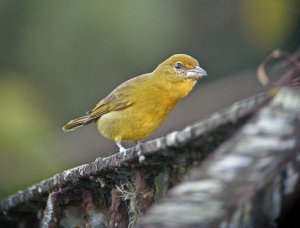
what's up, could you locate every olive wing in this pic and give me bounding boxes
[83,74,150,125]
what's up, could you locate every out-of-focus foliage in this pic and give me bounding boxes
[0,75,66,196]
[0,0,299,198]
[240,0,298,54]
[0,76,51,149]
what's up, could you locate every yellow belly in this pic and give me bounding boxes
[96,100,175,142]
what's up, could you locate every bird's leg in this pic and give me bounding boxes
[134,141,142,145]
[116,141,126,153]
[134,140,143,152]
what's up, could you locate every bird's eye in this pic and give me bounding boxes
[175,62,182,69]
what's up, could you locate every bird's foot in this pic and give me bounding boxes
[135,141,142,145]
[119,147,127,154]
[135,141,143,152]
[116,141,127,155]
[95,156,103,162]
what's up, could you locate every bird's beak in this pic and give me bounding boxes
[186,66,207,80]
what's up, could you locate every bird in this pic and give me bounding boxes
[62,54,207,152]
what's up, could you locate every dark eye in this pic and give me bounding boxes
[175,62,182,69]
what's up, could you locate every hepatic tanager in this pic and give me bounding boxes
[63,54,207,152]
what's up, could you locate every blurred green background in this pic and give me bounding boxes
[0,0,299,198]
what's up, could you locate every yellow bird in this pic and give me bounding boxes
[63,54,207,152]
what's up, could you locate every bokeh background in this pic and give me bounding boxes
[0,0,299,199]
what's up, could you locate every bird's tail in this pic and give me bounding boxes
[62,115,90,131]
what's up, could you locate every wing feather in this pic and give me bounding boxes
[84,73,151,124]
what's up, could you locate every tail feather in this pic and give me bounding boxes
[62,115,90,131]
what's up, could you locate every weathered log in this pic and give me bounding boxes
[0,91,267,227]
[139,88,300,227]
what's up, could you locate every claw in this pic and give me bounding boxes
[135,141,142,145]
[116,141,127,154]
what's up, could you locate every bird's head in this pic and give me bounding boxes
[153,54,207,81]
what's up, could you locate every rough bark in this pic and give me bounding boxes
[4,88,299,227]
[139,88,300,227]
